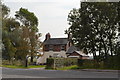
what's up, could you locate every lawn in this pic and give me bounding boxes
[2,65,46,69]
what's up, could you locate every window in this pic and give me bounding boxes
[53,45,60,51]
[61,45,65,51]
[49,45,53,51]
[44,45,49,51]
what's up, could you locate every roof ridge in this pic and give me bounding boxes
[44,37,68,45]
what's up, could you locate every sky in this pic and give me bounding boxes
[2,0,120,57]
[3,0,81,41]
[3,0,120,41]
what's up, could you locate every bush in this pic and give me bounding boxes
[78,58,120,70]
[78,59,99,69]
[46,57,120,70]
[46,58,78,69]
[2,60,11,65]
[104,55,120,70]
[64,58,78,66]
[77,59,83,66]
[46,58,54,69]
[2,60,23,66]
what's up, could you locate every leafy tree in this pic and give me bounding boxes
[2,4,10,19]
[67,2,119,68]
[15,8,38,27]
[2,4,41,67]
[2,38,17,61]
[2,5,19,61]
[15,8,39,63]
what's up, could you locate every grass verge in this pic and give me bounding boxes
[46,65,120,70]
[2,65,46,69]
[56,65,79,70]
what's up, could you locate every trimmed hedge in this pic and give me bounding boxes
[63,58,78,66]
[46,57,120,70]
[78,59,98,68]
[78,58,120,70]
[46,58,78,69]
[46,58,54,69]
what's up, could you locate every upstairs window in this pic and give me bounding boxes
[44,45,49,51]
[53,45,60,51]
[49,45,53,51]
[61,45,65,51]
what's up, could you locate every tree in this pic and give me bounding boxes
[15,8,38,27]
[2,4,10,19]
[15,8,39,63]
[2,4,19,61]
[2,38,17,61]
[2,4,29,66]
[67,2,119,67]
[2,4,41,67]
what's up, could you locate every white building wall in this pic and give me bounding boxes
[37,51,67,64]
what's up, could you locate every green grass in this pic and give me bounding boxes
[75,66,120,70]
[2,64,119,70]
[2,65,26,69]
[46,65,120,70]
[28,65,46,68]
[57,65,79,70]
[2,65,46,69]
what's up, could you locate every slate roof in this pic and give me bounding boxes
[66,46,89,57]
[66,46,80,54]
[44,38,68,45]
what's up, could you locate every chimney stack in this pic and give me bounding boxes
[45,33,51,40]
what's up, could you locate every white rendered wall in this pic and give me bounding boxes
[37,51,67,64]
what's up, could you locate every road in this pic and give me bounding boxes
[2,67,119,78]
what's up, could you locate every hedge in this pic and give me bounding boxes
[46,58,78,69]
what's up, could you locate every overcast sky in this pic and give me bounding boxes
[3,0,119,41]
[3,0,81,41]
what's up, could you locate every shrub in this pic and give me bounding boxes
[46,58,78,69]
[64,58,78,66]
[78,59,97,68]
[2,60,23,66]
[2,60,11,65]
[46,58,54,69]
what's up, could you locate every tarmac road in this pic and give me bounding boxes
[2,67,119,78]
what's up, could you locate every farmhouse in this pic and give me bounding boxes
[37,33,89,64]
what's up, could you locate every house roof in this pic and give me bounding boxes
[44,38,68,45]
[66,46,80,53]
[75,51,88,57]
[66,46,88,57]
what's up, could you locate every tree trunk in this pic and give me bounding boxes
[102,39,108,67]
[100,35,108,67]
[31,54,33,63]
[25,58,28,67]
[99,42,101,56]
[22,56,28,67]
[91,39,97,60]
[109,38,113,56]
